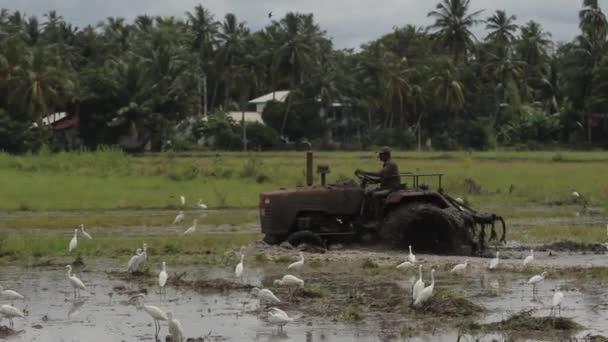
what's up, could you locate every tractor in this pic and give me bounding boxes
[259,151,506,255]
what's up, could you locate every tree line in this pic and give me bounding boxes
[1,0,607,153]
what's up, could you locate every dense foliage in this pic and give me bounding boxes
[1,1,608,152]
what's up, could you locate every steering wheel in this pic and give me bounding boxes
[355,170,381,184]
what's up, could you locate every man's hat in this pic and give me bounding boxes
[379,146,391,155]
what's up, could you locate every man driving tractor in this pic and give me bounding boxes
[356,146,401,219]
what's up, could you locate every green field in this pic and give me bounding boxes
[0,149,606,211]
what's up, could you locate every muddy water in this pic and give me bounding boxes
[1,260,607,342]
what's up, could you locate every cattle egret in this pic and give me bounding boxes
[167,311,185,342]
[274,275,304,288]
[180,195,186,206]
[450,260,469,273]
[66,265,86,297]
[173,211,185,225]
[182,220,197,236]
[235,253,245,278]
[268,307,293,331]
[197,199,208,210]
[159,262,168,295]
[69,229,78,253]
[287,252,304,271]
[397,261,413,270]
[414,268,435,306]
[132,244,148,272]
[455,197,464,204]
[523,249,534,266]
[127,248,143,272]
[489,252,500,270]
[572,191,581,198]
[0,304,24,328]
[80,224,92,240]
[0,285,24,302]
[412,265,425,301]
[131,294,168,339]
[552,291,564,316]
[528,271,547,294]
[251,287,281,305]
[408,245,416,264]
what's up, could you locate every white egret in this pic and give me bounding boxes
[0,285,24,302]
[572,191,581,198]
[455,197,464,204]
[414,268,435,306]
[523,249,534,266]
[268,307,293,331]
[173,211,185,225]
[69,229,78,253]
[274,275,304,288]
[412,265,425,301]
[130,293,168,339]
[80,224,92,240]
[551,291,564,316]
[251,287,281,305]
[528,271,547,294]
[450,260,469,273]
[408,245,416,264]
[66,265,86,298]
[127,248,143,272]
[489,252,500,270]
[287,252,304,271]
[396,261,413,270]
[131,243,148,272]
[159,262,168,296]
[197,199,208,210]
[167,311,185,342]
[235,253,245,278]
[0,304,24,328]
[180,195,186,206]
[182,219,197,236]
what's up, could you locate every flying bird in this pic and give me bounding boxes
[268,12,273,19]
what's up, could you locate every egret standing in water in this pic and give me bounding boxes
[173,211,185,225]
[287,252,304,271]
[528,271,547,295]
[130,293,168,340]
[268,307,293,331]
[523,249,534,266]
[551,290,564,316]
[235,253,245,279]
[251,287,281,306]
[167,311,185,342]
[69,229,78,253]
[182,220,197,236]
[0,284,24,303]
[132,243,148,272]
[66,265,86,298]
[127,248,143,272]
[274,275,304,288]
[489,252,500,270]
[414,268,435,306]
[412,265,425,301]
[80,224,92,240]
[159,262,168,298]
[450,260,468,273]
[408,245,416,264]
[0,304,24,328]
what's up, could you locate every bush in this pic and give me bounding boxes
[240,122,280,150]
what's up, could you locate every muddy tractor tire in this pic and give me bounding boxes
[263,234,284,245]
[381,203,473,254]
[286,230,325,248]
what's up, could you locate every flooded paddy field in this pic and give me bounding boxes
[0,208,606,341]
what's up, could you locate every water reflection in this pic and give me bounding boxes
[67,299,86,319]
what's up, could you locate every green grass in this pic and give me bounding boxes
[0,149,607,211]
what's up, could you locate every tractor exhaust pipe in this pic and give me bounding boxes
[306,151,313,187]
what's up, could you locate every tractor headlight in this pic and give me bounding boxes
[264,198,270,205]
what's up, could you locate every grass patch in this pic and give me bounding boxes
[413,289,484,317]
[467,310,582,332]
[341,303,365,321]
[361,258,378,269]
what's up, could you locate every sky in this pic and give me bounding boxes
[2,0,606,49]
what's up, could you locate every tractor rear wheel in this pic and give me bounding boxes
[381,203,472,254]
[287,230,325,248]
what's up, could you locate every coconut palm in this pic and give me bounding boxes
[216,13,250,108]
[485,10,518,58]
[429,58,465,113]
[579,0,607,41]
[427,0,484,61]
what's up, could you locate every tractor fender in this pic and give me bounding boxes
[385,190,452,209]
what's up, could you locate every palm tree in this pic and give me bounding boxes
[579,0,607,41]
[429,58,465,113]
[382,54,416,128]
[427,0,484,61]
[216,13,249,108]
[485,10,518,57]
[185,5,218,54]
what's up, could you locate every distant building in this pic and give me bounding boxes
[36,112,81,149]
[226,111,264,124]
[248,90,290,113]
